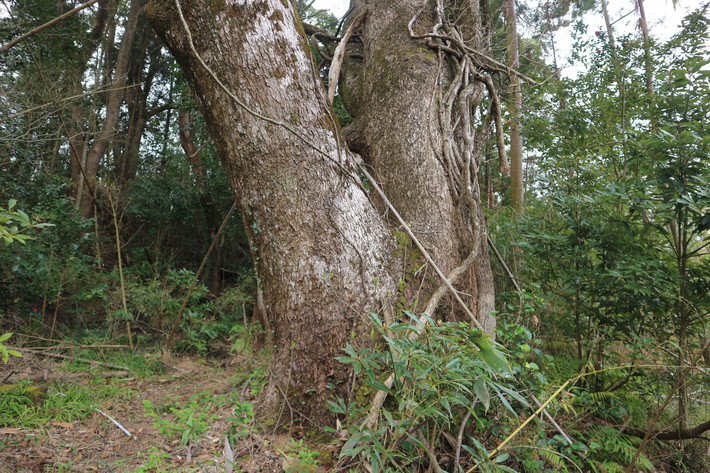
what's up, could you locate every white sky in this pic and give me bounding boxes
[312,0,350,18]
[312,0,702,30]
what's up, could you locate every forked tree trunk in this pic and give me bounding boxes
[146,0,496,422]
[71,0,141,217]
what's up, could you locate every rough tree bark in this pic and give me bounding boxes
[146,0,399,423]
[146,0,496,423]
[342,0,495,331]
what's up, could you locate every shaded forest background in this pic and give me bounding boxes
[0,0,708,472]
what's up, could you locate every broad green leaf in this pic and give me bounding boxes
[473,378,490,411]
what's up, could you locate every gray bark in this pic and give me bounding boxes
[146,0,497,421]
[146,0,399,422]
[343,0,496,331]
[506,0,524,209]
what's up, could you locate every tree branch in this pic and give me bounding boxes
[623,419,710,441]
[302,22,336,41]
[10,347,129,371]
[0,0,101,54]
[327,9,367,104]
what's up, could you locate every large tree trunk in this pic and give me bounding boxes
[343,0,495,331]
[146,0,399,422]
[146,0,496,422]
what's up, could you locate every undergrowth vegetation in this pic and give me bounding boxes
[0,2,707,473]
[0,379,137,429]
[326,312,670,473]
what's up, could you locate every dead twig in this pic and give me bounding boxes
[530,394,574,445]
[455,410,472,469]
[10,347,130,371]
[487,235,522,295]
[95,407,131,436]
[417,429,445,473]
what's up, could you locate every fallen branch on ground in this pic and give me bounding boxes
[10,347,130,371]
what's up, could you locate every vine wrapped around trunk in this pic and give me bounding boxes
[146,0,499,423]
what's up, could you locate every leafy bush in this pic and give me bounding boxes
[331,312,521,472]
[0,183,99,328]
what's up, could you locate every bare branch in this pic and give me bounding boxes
[623,419,710,441]
[327,9,367,104]
[11,347,129,371]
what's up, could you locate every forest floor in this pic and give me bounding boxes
[0,350,331,473]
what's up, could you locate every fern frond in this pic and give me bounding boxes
[541,448,567,468]
[600,461,625,473]
[588,391,618,402]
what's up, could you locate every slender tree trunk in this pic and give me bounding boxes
[505,0,524,210]
[146,0,400,422]
[118,22,165,187]
[178,110,206,188]
[635,0,655,97]
[71,0,141,217]
[600,0,617,50]
[671,218,690,430]
[119,94,147,186]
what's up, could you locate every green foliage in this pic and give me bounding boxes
[488,7,709,472]
[143,390,241,446]
[0,332,22,364]
[0,179,99,325]
[331,312,525,472]
[227,400,255,444]
[0,380,133,429]
[284,438,321,466]
[230,359,268,398]
[110,268,254,353]
[0,198,48,361]
[493,4,709,361]
[583,426,653,472]
[123,447,173,473]
[295,1,339,32]
[59,344,164,378]
[0,199,53,245]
